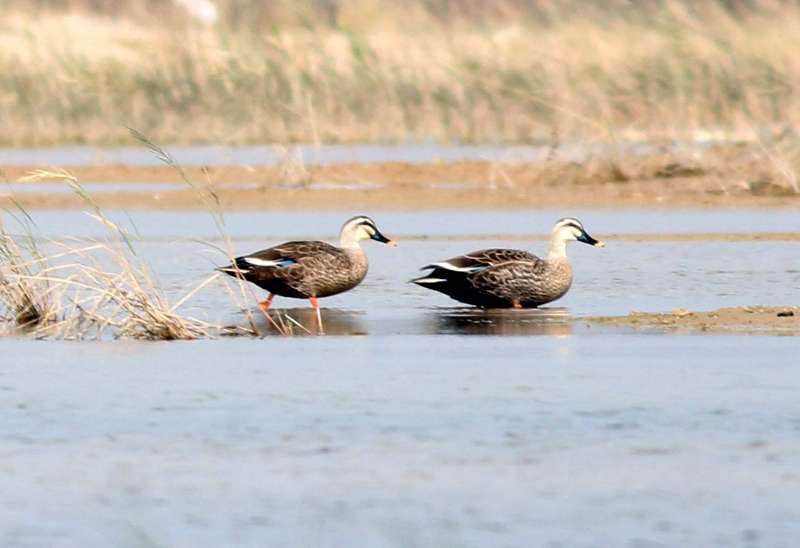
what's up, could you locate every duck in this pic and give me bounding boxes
[218,216,396,324]
[411,217,603,308]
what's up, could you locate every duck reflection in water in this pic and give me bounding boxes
[245,307,571,337]
[258,308,368,336]
[430,307,572,336]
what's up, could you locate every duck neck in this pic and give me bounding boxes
[547,236,569,262]
[339,231,363,250]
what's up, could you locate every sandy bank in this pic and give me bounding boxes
[1,155,799,211]
[585,306,800,335]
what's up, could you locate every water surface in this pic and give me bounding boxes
[1,336,798,548]
[0,142,669,167]
[10,208,800,240]
[1,208,798,548]
[5,208,796,329]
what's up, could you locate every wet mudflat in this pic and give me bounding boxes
[4,141,800,211]
[1,208,798,547]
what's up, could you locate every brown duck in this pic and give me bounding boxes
[218,216,396,321]
[412,218,603,308]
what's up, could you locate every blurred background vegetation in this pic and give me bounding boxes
[0,0,797,145]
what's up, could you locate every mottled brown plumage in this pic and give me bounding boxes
[412,218,603,308]
[226,241,368,298]
[218,216,395,313]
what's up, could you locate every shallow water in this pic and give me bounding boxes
[8,208,796,328]
[1,207,798,547]
[175,235,799,328]
[0,142,672,167]
[0,181,188,194]
[2,336,799,548]
[0,180,386,195]
[10,207,800,240]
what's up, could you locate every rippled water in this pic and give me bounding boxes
[1,208,798,548]
[2,336,799,548]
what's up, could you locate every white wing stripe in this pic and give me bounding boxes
[244,257,284,267]
[414,277,447,284]
[429,261,485,273]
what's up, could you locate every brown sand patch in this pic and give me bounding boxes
[1,150,799,211]
[586,306,800,335]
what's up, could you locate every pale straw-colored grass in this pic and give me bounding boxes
[0,167,285,339]
[1,1,799,146]
[0,137,315,339]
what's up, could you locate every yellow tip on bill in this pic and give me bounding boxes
[387,240,398,247]
[595,241,606,248]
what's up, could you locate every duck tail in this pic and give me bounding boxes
[216,261,251,276]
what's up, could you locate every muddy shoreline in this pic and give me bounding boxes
[1,157,799,211]
[584,306,800,334]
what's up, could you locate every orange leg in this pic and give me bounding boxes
[309,296,323,333]
[258,294,274,315]
[512,301,523,309]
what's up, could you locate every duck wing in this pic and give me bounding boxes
[421,248,540,274]
[412,248,547,307]
[219,241,341,280]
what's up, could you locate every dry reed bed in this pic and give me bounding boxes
[0,168,302,340]
[0,219,215,340]
[1,1,800,145]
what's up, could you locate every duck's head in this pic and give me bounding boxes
[340,215,397,248]
[552,217,604,247]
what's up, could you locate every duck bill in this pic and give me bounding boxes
[578,232,605,247]
[371,230,397,247]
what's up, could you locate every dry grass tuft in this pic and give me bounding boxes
[0,224,57,329]
[125,130,304,336]
[0,130,315,339]
[0,168,263,340]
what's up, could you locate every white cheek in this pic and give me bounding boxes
[558,228,579,241]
